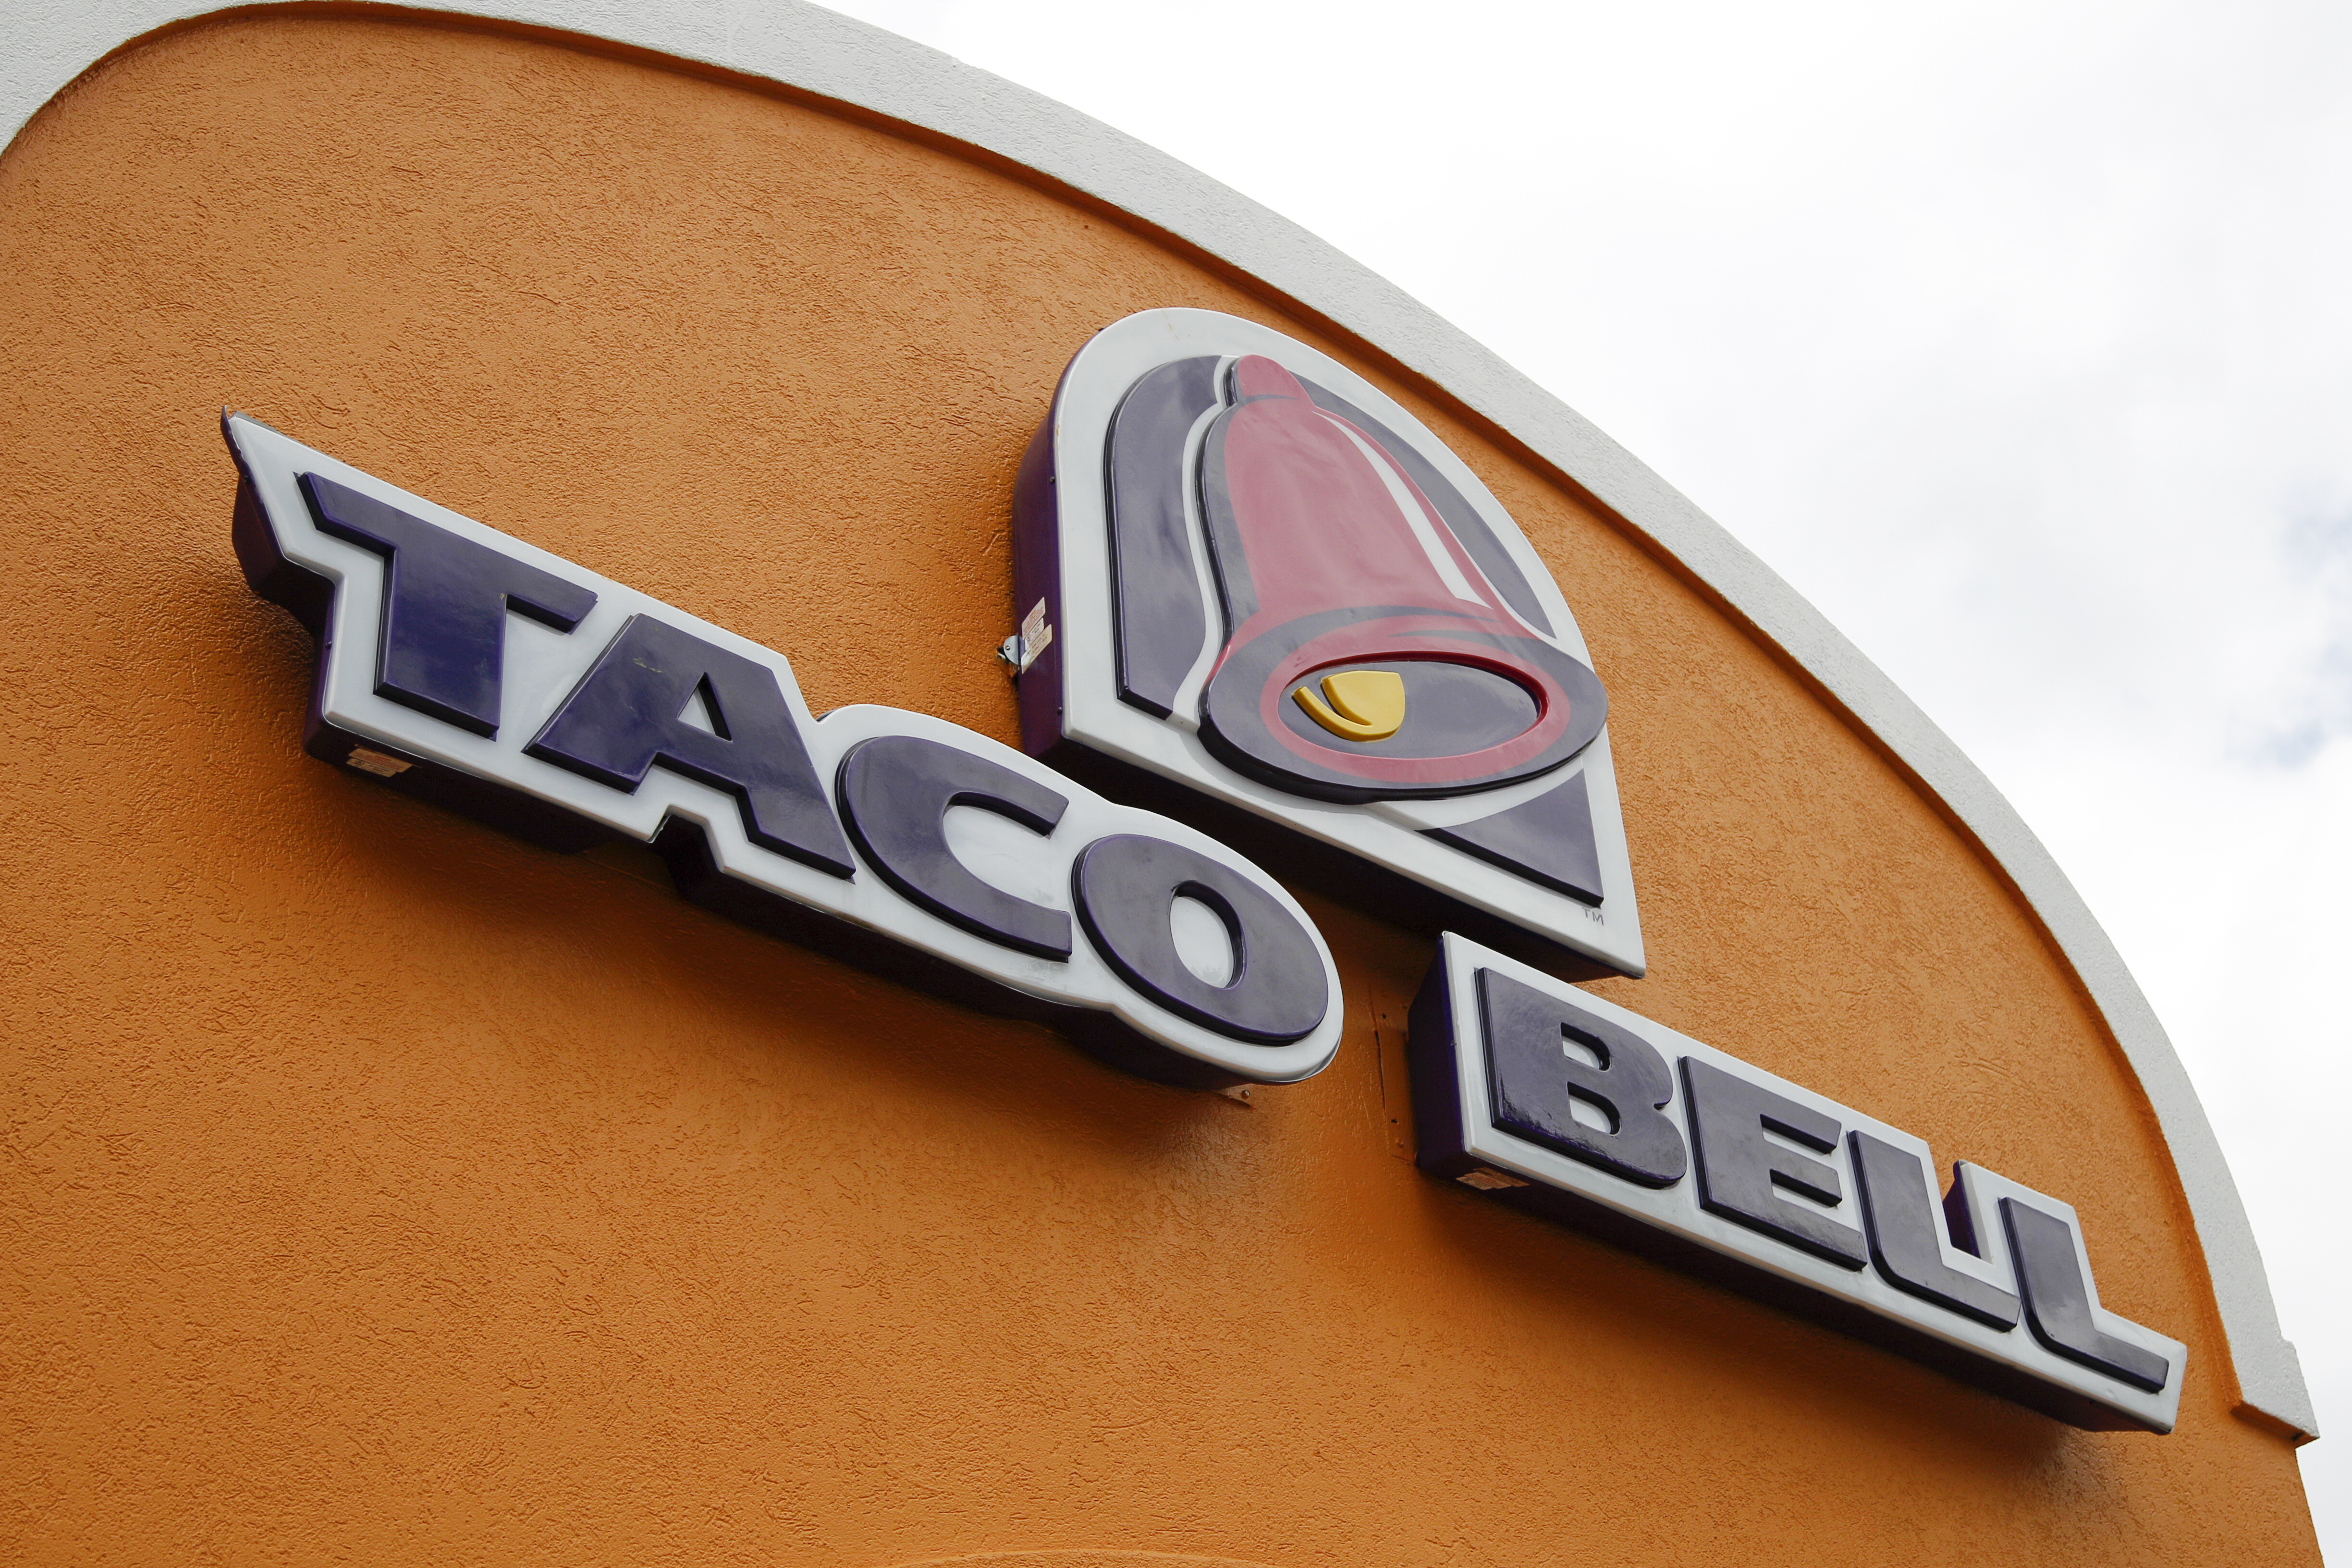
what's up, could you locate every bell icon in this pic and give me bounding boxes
[1193,355,1606,802]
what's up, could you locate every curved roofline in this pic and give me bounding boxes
[3,0,2314,1442]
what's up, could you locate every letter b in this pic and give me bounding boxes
[1477,968,1686,1188]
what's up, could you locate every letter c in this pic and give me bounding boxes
[837,735,1072,959]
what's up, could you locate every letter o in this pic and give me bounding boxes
[1071,833,1330,1043]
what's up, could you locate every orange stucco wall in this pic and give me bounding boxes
[0,12,2319,1565]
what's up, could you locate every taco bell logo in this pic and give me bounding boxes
[1011,310,1644,978]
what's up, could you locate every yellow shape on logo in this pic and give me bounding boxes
[1294,668,1407,742]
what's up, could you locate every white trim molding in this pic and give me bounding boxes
[1,0,2314,1442]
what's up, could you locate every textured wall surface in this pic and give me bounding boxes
[0,12,2319,1566]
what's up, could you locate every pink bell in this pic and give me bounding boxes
[1195,356,1605,801]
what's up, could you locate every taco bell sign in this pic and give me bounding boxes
[223,308,2184,1436]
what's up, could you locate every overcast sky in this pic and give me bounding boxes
[823,0,2350,1545]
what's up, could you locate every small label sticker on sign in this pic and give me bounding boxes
[345,747,414,778]
[999,600,1054,674]
[1018,600,1054,671]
